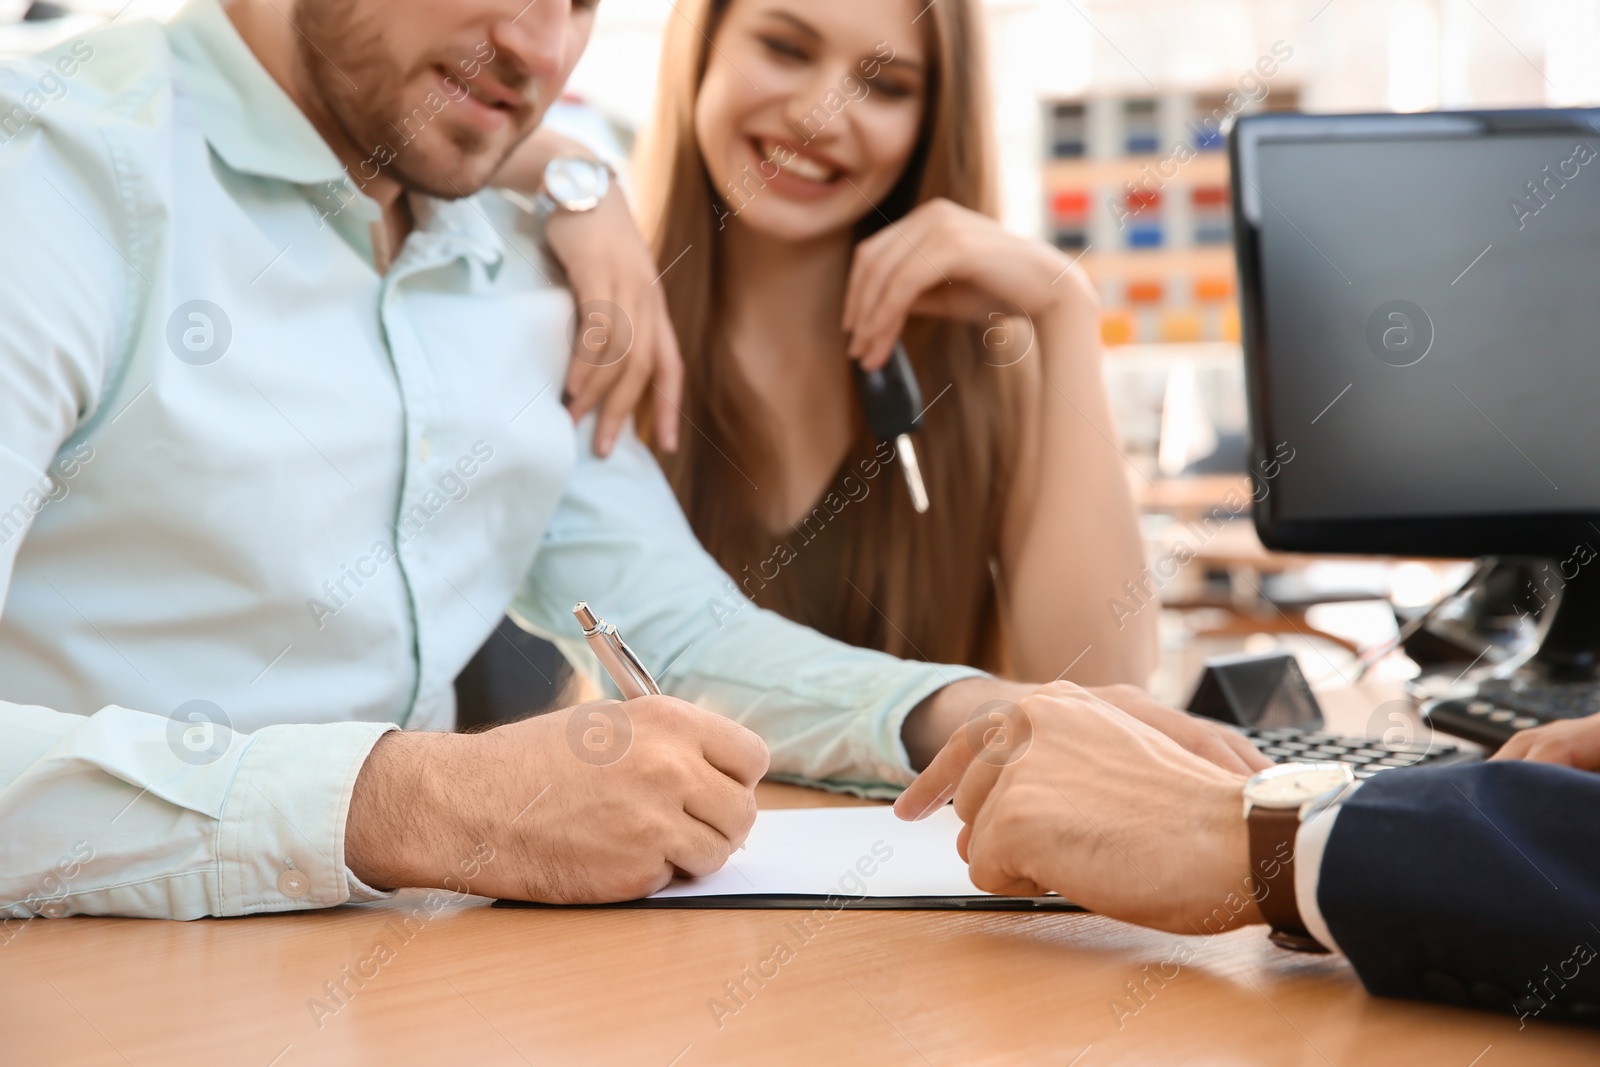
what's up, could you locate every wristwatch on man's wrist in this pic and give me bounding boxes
[1242,761,1354,953]
[529,154,612,223]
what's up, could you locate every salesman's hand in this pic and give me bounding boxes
[1081,683,1273,774]
[1491,709,1600,771]
[344,697,767,903]
[894,684,1262,934]
[903,677,1271,775]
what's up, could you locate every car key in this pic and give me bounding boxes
[852,341,929,513]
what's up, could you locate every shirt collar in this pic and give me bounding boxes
[408,196,510,273]
[164,0,505,271]
[164,0,346,186]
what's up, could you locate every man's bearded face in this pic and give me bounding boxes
[295,0,593,198]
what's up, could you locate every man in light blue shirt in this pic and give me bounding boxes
[0,0,1253,922]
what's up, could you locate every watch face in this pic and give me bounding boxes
[545,157,607,212]
[1243,762,1353,809]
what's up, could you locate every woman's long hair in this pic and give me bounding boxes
[635,0,1023,671]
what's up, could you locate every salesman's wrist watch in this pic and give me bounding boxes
[1242,761,1354,953]
[530,154,612,223]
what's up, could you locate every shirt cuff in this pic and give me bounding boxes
[1295,781,1362,955]
[216,721,397,914]
[874,664,989,786]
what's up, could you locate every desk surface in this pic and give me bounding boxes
[6,687,1594,1066]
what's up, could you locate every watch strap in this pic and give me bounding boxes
[1247,805,1329,953]
[529,189,559,224]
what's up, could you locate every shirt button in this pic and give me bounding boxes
[418,436,434,462]
[278,868,310,899]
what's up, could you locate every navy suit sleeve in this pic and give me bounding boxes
[1319,761,1600,1025]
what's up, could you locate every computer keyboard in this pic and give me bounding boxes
[1423,677,1600,749]
[1471,678,1600,719]
[1238,725,1479,778]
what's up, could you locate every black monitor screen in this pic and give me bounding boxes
[1234,111,1600,557]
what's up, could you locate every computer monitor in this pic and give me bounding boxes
[1231,108,1600,678]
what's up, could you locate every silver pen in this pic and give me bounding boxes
[573,601,661,700]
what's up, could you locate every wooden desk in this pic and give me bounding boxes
[4,692,1592,1065]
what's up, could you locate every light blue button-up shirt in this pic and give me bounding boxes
[0,0,980,922]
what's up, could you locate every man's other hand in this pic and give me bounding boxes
[345,697,768,903]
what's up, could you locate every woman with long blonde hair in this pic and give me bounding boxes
[631,0,1156,683]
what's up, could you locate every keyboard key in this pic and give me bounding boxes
[1511,716,1540,730]
[1467,701,1493,716]
[1467,680,1600,722]
[1488,710,1516,723]
[1229,726,1468,773]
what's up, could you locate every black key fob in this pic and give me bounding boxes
[852,341,923,441]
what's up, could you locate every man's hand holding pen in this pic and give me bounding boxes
[341,602,767,904]
[345,699,768,903]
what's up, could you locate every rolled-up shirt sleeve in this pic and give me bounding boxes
[511,420,985,799]
[0,703,394,922]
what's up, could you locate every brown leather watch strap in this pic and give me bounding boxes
[1248,806,1328,953]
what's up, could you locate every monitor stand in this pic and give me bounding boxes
[1508,560,1600,682]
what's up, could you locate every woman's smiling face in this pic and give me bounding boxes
[694,0,929,243]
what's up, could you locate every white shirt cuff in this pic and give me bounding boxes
[217,720,398,914]
[1294,781,1361,955]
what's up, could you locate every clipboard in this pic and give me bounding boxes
[489,806,1084,913]
[494,894,1083,912]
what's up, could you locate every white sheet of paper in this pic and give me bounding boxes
[650,805,988,899]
